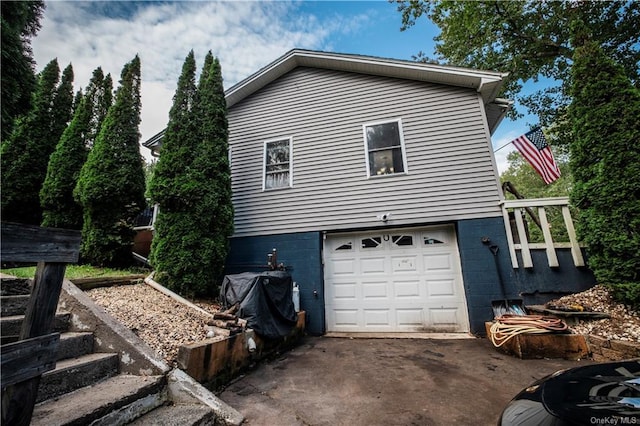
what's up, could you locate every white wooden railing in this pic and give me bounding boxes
[501,197,585,269]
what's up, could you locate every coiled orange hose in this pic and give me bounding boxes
[489,314,568,347]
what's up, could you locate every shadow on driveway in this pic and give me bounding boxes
[218,335,591,425]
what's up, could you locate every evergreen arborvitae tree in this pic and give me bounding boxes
[41,67,113,229]
[1,0,44,140]
[149,51,233,297]
[149,50,203,295]
[75,56,146,267]
[1,59,74,225]
[191,53,233,293]
[568,32,640,304]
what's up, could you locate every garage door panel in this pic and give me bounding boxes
[325,225,469,333]
[364,309,390,326]
[429,308,460,327]
[333,309,359,327]
[362,281,388,299]
[333,282,358,299]
[426,278,456,297]
[393,280,421,298]
[396,309,423,326]
[361,257,386,274]
[423,253,454,272]
[391,256,418,272]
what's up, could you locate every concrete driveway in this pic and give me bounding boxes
[218,335,591,426]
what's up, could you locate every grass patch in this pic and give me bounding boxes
[1,264,150,279]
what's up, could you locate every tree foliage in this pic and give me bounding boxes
[395,1,640,145]
[41,68,113,229]
[149,51,233,297]
[75,56,146,267]
[1,59,74,225]
[568,32,640,290]
[1,0,44,140]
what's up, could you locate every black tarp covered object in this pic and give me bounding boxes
[220,271,297,339]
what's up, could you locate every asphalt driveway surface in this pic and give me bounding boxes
[219,335,591,426]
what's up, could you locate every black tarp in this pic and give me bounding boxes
[220,271,297,339]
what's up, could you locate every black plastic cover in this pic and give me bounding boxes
[220,271,297,339]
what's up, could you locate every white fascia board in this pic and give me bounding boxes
[225,49,509,108]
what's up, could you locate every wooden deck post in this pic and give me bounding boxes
[1,222,81,426]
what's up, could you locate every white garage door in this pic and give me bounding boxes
[324,225,469,333]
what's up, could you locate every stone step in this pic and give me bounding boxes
[1,311,71,341]
[57,332,94,361]
[32,374,167,426]
[37,352,119,403]
[129,403,216,426]
[1,294,30,316]
[0,277,31,296]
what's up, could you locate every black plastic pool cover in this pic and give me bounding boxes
[220,271,297,339]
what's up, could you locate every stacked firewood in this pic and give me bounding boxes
[206,304,247,336]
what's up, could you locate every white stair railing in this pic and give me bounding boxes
[501,197,585,269]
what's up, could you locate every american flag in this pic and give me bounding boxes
[511,128,561,184]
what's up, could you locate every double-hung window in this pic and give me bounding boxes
[263,137,292,190]
[363,119,408,177]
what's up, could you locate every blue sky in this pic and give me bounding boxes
[32,1,531,170]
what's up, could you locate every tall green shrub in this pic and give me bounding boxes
[41,68,113,229]
[192,53,233,290]
[1,59,74,225]
[149,51,202,296]
[568,33,640,294]
[1,1,44,140]
[75,56,146,267]
[149,51,233,297]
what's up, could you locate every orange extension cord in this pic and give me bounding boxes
[489,314,568,347]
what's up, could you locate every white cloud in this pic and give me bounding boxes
[32,1,374,162]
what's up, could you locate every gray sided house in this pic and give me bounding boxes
[144,49,595,336]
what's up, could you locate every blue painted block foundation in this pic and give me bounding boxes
[225,232,326,335]
[456,217,596,335]
[225,219,596,338]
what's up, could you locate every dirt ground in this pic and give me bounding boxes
[218,335,592,426]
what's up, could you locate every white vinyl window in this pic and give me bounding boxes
[263,137,292,190]
[363,119,408,177]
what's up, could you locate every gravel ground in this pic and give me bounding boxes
[547,284,640,342]
[86,282,639,367]
[87,283,220,366]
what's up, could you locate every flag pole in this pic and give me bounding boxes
[493,140,513,153]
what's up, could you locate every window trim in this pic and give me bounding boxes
[262,136,293,191]
[362,118,409,178]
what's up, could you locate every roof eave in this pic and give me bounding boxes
[225,49,509,108]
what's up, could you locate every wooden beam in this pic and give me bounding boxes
[502,206,519,268]
[562,206,585,267]
[538,207,559,267]
[1,222,81,263]
[1,333,59,388]
[514,208,533,268]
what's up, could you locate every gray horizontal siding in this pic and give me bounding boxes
[228,67,502,237]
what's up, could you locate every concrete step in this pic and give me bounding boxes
[1,311,71,341]
[0,277,31,296]
[32,374,167,426]
[130,403,216,426]
[57,331,94,361]
[37,352,119,403]
[1,294,30,316]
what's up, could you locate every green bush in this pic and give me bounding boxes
[607,283,640,310]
